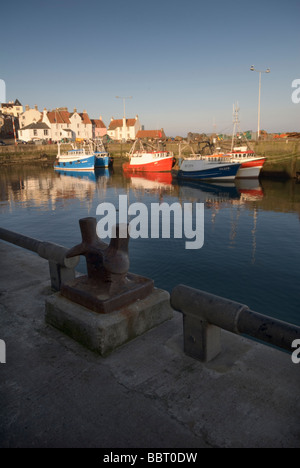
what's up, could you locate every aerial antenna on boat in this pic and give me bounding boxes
[231,102,240,152]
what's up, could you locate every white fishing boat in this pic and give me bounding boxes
[224,104,266,178]
[225,146,266,179]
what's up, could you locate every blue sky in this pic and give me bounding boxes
[1,0,299,135]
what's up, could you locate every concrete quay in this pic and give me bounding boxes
[0,241,299,448]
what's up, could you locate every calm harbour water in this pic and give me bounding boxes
[0,163,299,326]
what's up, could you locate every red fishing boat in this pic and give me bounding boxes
[123,139,175,173]
[226,147,266,179]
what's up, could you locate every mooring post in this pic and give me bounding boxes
[46,217,173,356]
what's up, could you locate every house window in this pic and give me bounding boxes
[44,130,48,136]
[33,130,37,136]
[77,124,79,128]
[20,131,22,136]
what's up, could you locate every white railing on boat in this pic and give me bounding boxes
[186,154,234,163]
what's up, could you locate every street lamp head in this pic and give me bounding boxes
[266,68,270,73]
[250,65,254,71]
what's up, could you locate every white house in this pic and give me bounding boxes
[18,122,51,142]
[41,107,93,141]
[107,115,141,141]
[42,108,72,142]
[69,109,93,141]
[19,105,42,129]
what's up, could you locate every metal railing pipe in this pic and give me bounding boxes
[171,284,300,362]
[0,227,79,290]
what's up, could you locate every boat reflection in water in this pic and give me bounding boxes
[174,178,264,264]
[174,179,240,204]
[235,179,264,201]
[53,168,111,204]
[54,168,110,182]
[174,178,264,204]
[123,171,174,198]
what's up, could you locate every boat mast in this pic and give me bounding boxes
[230,102,253,152]
[231,102,239,152]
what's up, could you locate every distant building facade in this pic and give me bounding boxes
[19,105,42,128]
[107,115,141,141]
[40,107,93,141]
[136,129,166,141]
[1,99,23,117]
[69,109,93,141]
[91,116,107,138]
[18,122,51,142]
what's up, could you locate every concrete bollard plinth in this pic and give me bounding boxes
[45,288,173,356]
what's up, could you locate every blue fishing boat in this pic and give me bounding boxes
[173,155,241,181]
[94,152,111,168]
[54,143,96,171]
[93,139,113,168]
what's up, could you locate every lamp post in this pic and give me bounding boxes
[250,66,270,140]
[116,96,132,142]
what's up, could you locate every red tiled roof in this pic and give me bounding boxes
[136,129,166,139]
[91,119,106,129]
[79,112,92,125]
[108,118,136,130]
[47,110,70,124]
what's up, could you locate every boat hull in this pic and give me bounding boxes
[54,154,96,171]
[175,160,241,181]
[235,158,266,179]
[123,156,174,173]
[226,153,266,179]
[94,153,111,168]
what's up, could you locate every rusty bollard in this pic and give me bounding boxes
[60,217,153,313]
